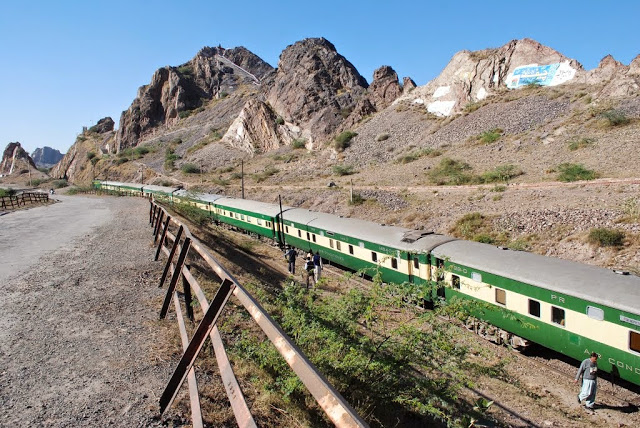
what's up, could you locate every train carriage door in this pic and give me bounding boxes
[408,253,420,284]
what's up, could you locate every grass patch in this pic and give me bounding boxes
[428,158,475,185]
[291,138,306,149]
[333,131,357,152]
[181,163,201,174]
[619,198,640,223]
[332,164,356,176]
[567,137,595,151]
[164,147,181,172]
[349,193,366,205]
[254,166,279,182]
[480,164,523,183]
[115,157,129,165]
[597,109,630,127]
[52,179,68,189]
[463,102,482,114]
[275,116,285,125]
[472,128,503,145]
[395,148,442,164]
[87,151,96,160]
[172,202,211,226]
[555,163,598,182]
[587,228,624,247]
[0,188,16,197]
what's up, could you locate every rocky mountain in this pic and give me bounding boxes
[116,46,273,152]
[31,146,65,168]
[1,142,37,175]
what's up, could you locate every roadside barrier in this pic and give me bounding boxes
[149,199,368,428]
[0,192,49,210]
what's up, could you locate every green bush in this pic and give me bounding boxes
[86,151,96,160]
[164,148,180,171]
[275,116,285,125]
[178,110,192,119]
[428,158,475,185]
[291,138,306,149]
[567,137,595,151]
[115,157,129,165]
[334,131,357,151]
[254,166,280,182]
[480,164,523,183]
[395,148,442,164]
[588,228,624,247]
[599,109,630,127]
[90,157,99,166]
[134,146,150,156]
[0,188,16,197]
[52,179,68,189]
[477,128,503,144]
[332,164,356,176]
[181,163,200,174]
[349,193,366,205]
[556,163,598,182]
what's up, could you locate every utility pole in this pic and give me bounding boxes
[241,159,245,199]
[350,179,353,204]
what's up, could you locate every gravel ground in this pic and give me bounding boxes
[0,196,174,427]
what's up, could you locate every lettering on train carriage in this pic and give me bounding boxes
[550,294,566,304]
[621,315,640,327]
[608,358,640,374]
[450,265,468,274]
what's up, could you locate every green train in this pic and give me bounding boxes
[95,180,640,386]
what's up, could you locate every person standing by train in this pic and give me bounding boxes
[304,256,315,288]
[285,246,296,274]
[575,352,598,410]
[313,251,323,282]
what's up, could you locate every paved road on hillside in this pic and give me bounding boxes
[0,195,112,282]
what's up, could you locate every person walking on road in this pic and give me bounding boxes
[285,246,296,274]
[575,352,598,410]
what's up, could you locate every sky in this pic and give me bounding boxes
[1,1,638,155]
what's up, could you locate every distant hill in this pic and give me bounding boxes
[31,146,65,168]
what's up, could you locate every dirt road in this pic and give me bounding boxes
[0,196,175,427]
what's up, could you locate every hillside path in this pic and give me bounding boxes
[0,196,174,427]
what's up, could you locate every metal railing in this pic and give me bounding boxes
[0,192,49,210]
[149,199,368,428]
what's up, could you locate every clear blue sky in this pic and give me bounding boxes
[1,1,638,154]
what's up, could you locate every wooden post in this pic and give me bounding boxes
[158,225,183,289]
[160,237,191,319]
[155,216,171,261]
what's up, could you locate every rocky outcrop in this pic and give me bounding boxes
[397,38,584,116]
[581,54,640,98]
[368,66,403,110]
[1,142,37,175]
[403,77,417,93]
[89,117,115,134]
[265,38,368,141]
[31,146,64,168]
[222,99,306,154]
[116,46,273,152]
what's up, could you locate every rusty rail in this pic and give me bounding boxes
[150,198,368,428]
[0,192,49,210]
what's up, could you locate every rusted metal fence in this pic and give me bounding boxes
[149,199,368,428]
[0,192,49,210]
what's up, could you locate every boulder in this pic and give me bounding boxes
[89,117,115,134]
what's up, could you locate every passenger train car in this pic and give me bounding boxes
[94,180,640,386]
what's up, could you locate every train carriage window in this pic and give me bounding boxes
[257,219,263,226]
[586,306,604,321]
[247,216,252,223]
[552,306,565,326]
[391,258,398,269]
[285,226,288,233]
[413,257,419,270]
[348,245,354,255]
[452,275,460,289]
[528,300,541,318]
[371,252,377,262]
[630,331,640,353]
[436,258,445,281]
[312,234,316,242]
[266,221,271,227]
[298,230,302,238]
[307,232,310,241]
[495,288,506,305]
[329,239,334,249]
[240,214,245,221]
[336,241,341,251]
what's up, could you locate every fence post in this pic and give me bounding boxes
[183,265,194,322]
[158,225,183,288]
[160,237,191,319]
[154,210,165,242]
[155,216,171,261]
[159,278,234,414]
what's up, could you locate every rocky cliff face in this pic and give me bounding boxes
[116,46,274,152]
[31,146,65,168]
[1,142,37,175]
[368,66,403,110]
[397,38,584,116]
[265,38,369,141]
[581,54,640,98]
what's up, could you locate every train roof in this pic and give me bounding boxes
[284,208,454,252]
[215,197,290,217]
[432,240,640,315]
[174,189,224,203]
[142,184,181,193]
[101,181,142,189]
